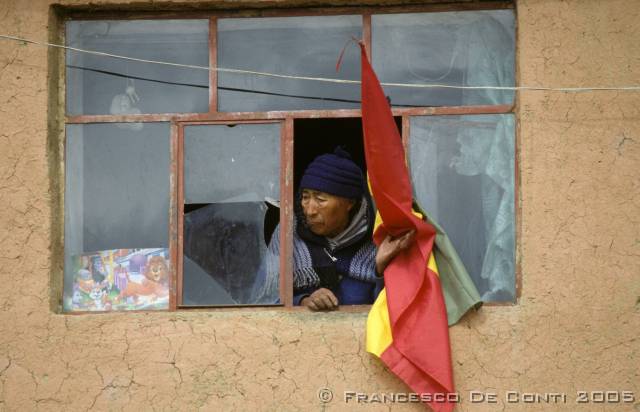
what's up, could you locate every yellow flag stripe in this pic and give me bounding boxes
[374,209,383,231]
[366,288,393,357]
[427,252,438,276]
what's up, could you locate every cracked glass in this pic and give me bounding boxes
[182,123,281,306]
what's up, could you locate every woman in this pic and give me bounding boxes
[258,147,414,310]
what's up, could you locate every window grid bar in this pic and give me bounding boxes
[401,115,410,155]
[65,104,515,124]
[363,13,372,62]
[515,116,522,302]
[280,117,295,308]
[176,124,185,307]
[62,2,514,21]
[177,119,283,126]
[513,3,522,304]
[169,122,179,311]
[209,17,218,114]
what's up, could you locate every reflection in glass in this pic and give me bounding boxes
[66,20,209,115]
[182,123,281,305]
[372,10,515,107]
[409,115,515,301]
[218,16,362,112]
[64,123,170,311]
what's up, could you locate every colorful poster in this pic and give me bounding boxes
[64,248,170,312]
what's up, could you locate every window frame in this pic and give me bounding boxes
[59,1,518,313]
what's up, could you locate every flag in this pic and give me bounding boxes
[360,42,455,412]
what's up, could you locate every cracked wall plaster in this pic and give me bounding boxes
[0,0,639,411]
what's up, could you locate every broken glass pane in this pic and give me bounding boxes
[218,15,362,112]
[182,202,275,305]
[409,114,515,301]
[372,10,515,107]
[66,20,209,115]
[182,123,281,305]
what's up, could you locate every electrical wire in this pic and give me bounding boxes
[3,33,640,92]
[66,64,430,107]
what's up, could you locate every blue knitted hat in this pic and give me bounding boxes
[299,147,364,199]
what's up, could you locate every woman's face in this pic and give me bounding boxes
[301,189,355,237]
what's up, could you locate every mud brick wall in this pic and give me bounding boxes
[0,0,638,410]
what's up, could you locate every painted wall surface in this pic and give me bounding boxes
[0,0,638,411]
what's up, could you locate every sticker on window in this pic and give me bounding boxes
[64,248,170,312]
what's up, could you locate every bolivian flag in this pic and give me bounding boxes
[359,43,455,412]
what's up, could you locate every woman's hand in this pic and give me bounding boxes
[375,229,416,275]
[301,288,339,311]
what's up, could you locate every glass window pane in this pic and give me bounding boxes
[64,123,171,312]
[184,123,280,203]
[218,16,362,112]
[66,20,209,115]
[409,114,515,301]
[182,123,281,305]
[372,10,515,107]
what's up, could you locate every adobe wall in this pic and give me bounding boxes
[0,0,638,410]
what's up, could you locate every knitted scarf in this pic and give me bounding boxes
[254,197,378,303]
